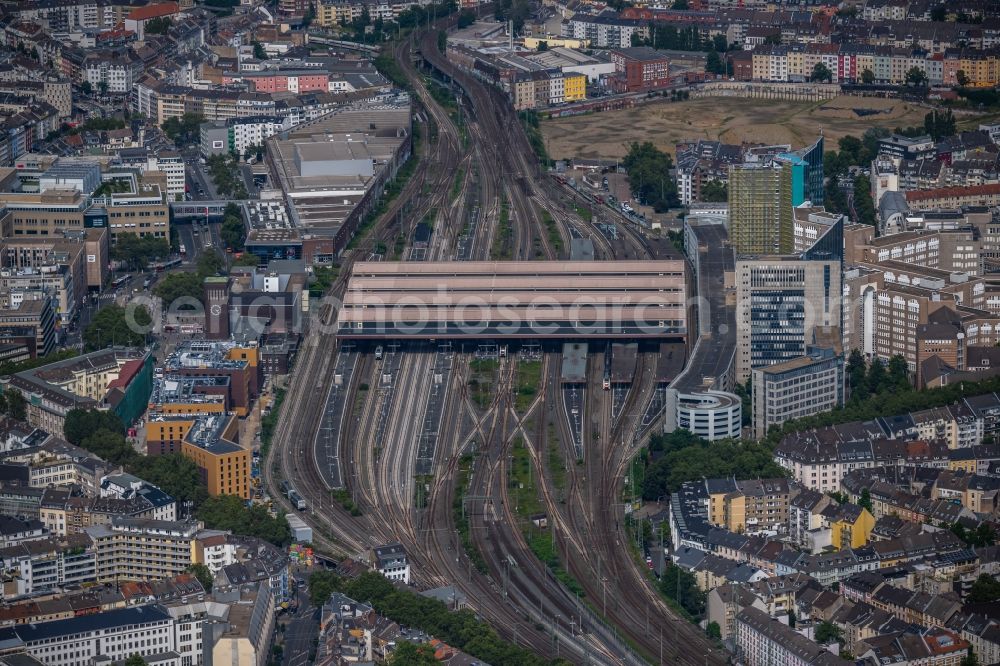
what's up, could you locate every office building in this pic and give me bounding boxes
[728,138,823,255]
[209,581,277,666]
[180,414,251,499]
[752,332,844,439]
[736,256,842,382]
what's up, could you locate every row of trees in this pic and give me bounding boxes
[112,233,171,272]
[636,25,730,53]
[83,303,151,351]
[206,154,249,199]
[220,203,246,252]
[308,571,562,666]
[162,113,204,147]
[153,251,225,307]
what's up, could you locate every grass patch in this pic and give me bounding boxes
[538,207,564,255]
[451,167,465,202]
[514,360,541,412]
[509,438,584,597]
[547,440,567,496]
[332,488,362,517]
[414,474,432,509]
[490,199,512,260]
[259,388,286,459]
[453,454,487,574]
[467,358,498,410]
[574,204,593,223]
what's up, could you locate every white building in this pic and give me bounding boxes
[18,604,196,666]
[735,606,847,666]
[147,151,186,201]
[371,543,409,584]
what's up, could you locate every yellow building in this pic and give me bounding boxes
[180,414,251,499]
[563,73,587,102]
[706,478,793,535]
[830,504,875,549]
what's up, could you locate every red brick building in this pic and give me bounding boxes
[610,47,670,92]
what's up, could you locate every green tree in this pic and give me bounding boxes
[144,17,172,34]
[815,620,842,644]
[961,651,980,666]
[700,180,727,202]
[141,454,209,512]
[866,357,887,393]
[390,642,439,665]
[4,389,26,421]
[924,109,956,141]
[153,272,204,308]
[457,9,475,28]
[121,656,146,666]
[705,50,725,75]
[968,574,1000,603]
[888,354,910,389]
[810,62,833,83]
[80,81,92,95]
[186,563,214,592]
[161,113,205,146]
[197,251,225,278]
[859,488,873,513]
[659,561,705,618]
[853,173,877,226]
[221,214,246,252]
[252,42,267,60]
[112,233,170,271]
[309,569,341,606]
[847,350,868,401]
[905,66,928,87]
[706,621,721,639]
[83,304,151,351]
[437,30,447,52]
[930,4,947,21]
[642,432,786,498]
[622,141,679,212]
[63,409,125,444]
[196,495,291,546]
[80,428,139,468]
[861,68,875,85]
[672,0,689,7]
[957,70,970,87]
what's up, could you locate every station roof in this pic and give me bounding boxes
[335,260,688,340]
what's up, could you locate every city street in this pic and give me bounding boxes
[281,585,318,666]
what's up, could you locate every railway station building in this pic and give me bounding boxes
[335,260,688,341]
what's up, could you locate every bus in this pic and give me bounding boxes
[111,276,128,289]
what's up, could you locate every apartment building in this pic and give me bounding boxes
[86,518,199,583]
[564,14,647,49]
[210,581,277,666]
[705,477,794,536]
[7,348,153,434]
[752,340,844,439]
[736,606,851,665]
[735,256,842,382]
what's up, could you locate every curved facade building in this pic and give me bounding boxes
[672,389,742,440]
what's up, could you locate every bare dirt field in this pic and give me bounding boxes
[541,95,1000,161]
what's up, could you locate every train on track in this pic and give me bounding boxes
[280,480,307,511]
